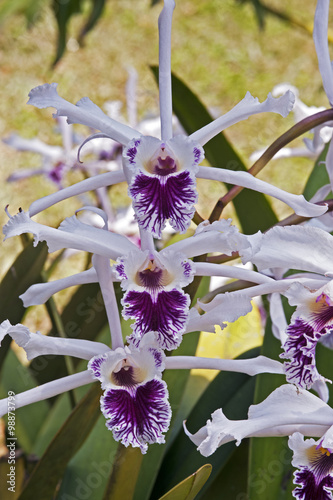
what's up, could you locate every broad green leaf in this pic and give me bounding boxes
[0,349,49,454]
[151,67,278,233]
[303,143,330,200]
[18,383,101,500]
[158,464,212,500]
[32,392,72,457]
[0,241,48,372]
[57,414,118,500]
[199,440,249,500]
[102,446,143,500]
[132,278,210,500]
[150,348,259,499]
[247,318,293,500]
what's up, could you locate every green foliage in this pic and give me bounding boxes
[158,464,212,500]
[18,384,102,499]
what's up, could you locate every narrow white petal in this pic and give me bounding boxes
[313,0,333,105]
[29,170,126,216]
[158,0,175,141]
[3,210,136,260]
[184,384,333,456]
[190,91,295,146]
[241,225,333,275]
[92,254,124,349]
[20,268,98,306]
[268,292,288,344]
[0,320,110,360]
[194,262,274,284]
[28,83,139,145]
[197,166,327,218]
[0,371,95,418]
[3,134,63,158]
[165,355,283,376]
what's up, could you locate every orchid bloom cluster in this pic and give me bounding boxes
[2,0,333,498]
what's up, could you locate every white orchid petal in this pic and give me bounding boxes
[164,219,248,258]
[197,166,327,218]
[92,254,124,350]
[184,384,333,456]
[190,91,295,146]
[28,83,139,145]
[268,292,288,344]
[0,371,94,418]
[0,320,110,360]
[194,262,274,284]
[158,0,175,141]
[185,293,253,333]
[3,210,136,260]
[241,225,333,275]
[3,134,63,158]
[29,170,126,216]
[165,355,283,375]
[313,0,333,105]
[20,268,98,306]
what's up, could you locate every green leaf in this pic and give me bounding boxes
[303,143,330,200]
[247,318,293,500]
[18,383,102,500]
[150,348,259,499]
[0,240,48,371]
[0,350,50,454]
[199,439,249,500]
[56,414,119,500]
[151,67,278,233]
[158,464,212,500]
[102,445,144,500]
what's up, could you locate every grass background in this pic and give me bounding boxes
[0,0,329,278]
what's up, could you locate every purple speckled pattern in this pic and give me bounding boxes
[88,354,106,378]
[123,289,189,350]
[125,139,141,164]
[114,260,128,280]
[129,171,197,238]
[293,468,333,499]
[181,260,193,278]
[280,319,325,389]
[101,378,171,453]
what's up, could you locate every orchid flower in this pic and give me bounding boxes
[184,384,333,457]
[4,209,278,350]
[289,430,333,499]
[0,318,283,454]
[239,224,333,393]
[22,0,327,239]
